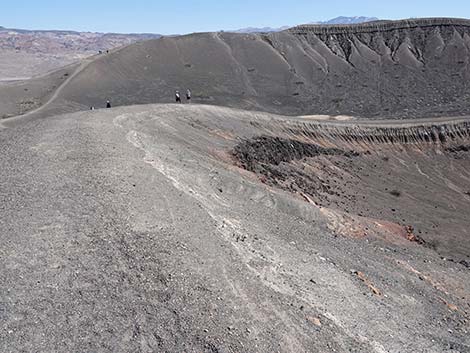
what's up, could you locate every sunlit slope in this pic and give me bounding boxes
[47,18,470,118]
[2,104,469,352]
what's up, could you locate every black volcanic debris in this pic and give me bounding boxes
[446,144,470,153]
[233,136,359,205]
[446,144,470,159]
[233,136,357,172]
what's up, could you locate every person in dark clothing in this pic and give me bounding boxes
[106,100,111,108]
[186,89,191,103]
[175,91,181,103]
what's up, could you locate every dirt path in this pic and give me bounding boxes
[16,58,95,119]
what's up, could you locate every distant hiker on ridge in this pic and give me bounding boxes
[186,89,191,103]
[175,90,181,103]
[106,100,111,108]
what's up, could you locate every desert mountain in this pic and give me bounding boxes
[231,26,291,34]
[318,16,379,25]
[0,26,161,54]
[0,26,161,79]
[232,16,379,33]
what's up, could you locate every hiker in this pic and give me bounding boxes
[186,89,192,103]
[90,106,95,110]
[175,91,181,103]
[106,100,111,108]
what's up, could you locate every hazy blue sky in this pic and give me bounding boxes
[1,0,469,34]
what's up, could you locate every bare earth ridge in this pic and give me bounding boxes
[1,104,469,352]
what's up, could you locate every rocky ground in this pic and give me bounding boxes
[1,104,469,352]
[232,120,470,261]
[1,17,470,353]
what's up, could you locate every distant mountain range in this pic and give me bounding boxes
[0,26,161,55]
[0,16,379,51]
[0,26,162,79]
[314,16,379,25]
[232,16,379,33]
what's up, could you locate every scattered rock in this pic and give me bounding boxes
[405,225,425,244]
[459,260,470,268]
[352,270,382,296]
[439,297,459,312]
[307,316,322,327]
[389,190,401,197]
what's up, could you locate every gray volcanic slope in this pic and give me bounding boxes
[0,63,79,119]
[2,17,470,353]
[1,104,470,352]
[34,18,470,119]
